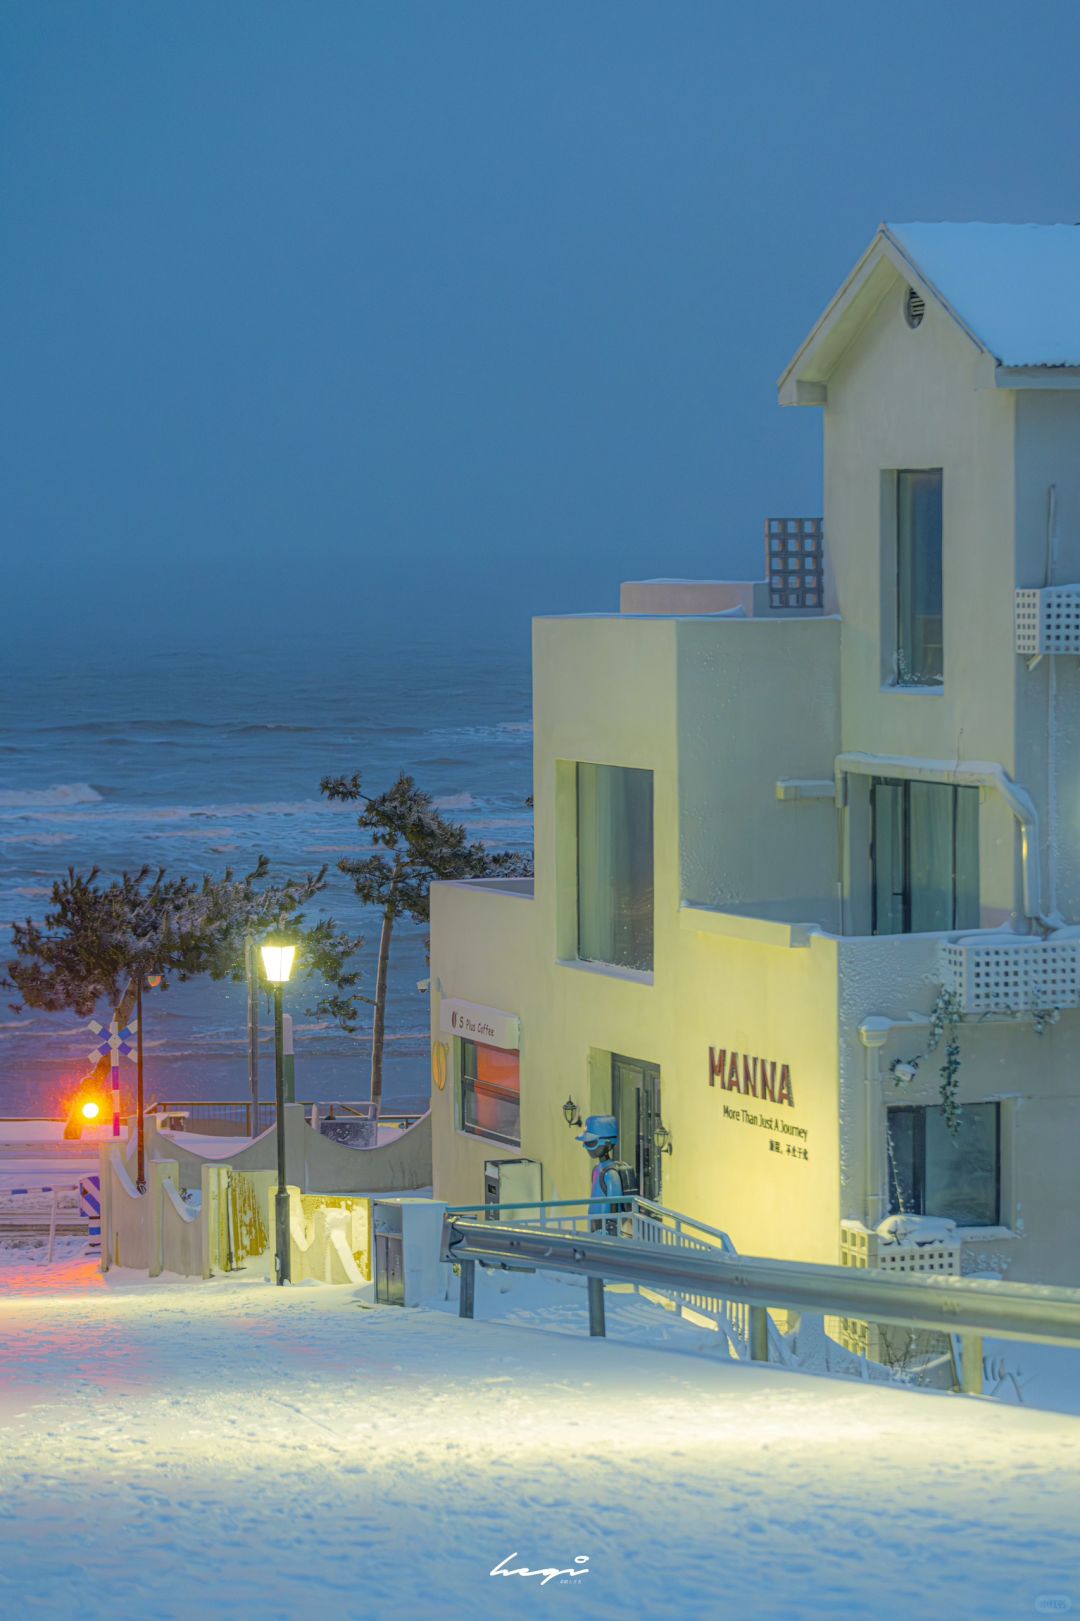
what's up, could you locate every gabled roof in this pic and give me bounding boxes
[779,222,1080,405]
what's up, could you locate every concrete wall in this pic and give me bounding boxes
[824,274,1021,925]
[676,616,840,924]
[144,1107,431,1196]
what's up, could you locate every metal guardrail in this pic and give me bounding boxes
[443,1215,1080,1396]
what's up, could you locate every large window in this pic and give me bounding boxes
[460,1039,520,1145]
[896,468,943,685]
[871,777,979,934]
[887,1103,1000,1227]
[576,763,654,971]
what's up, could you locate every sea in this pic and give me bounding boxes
[0,628,533,1118]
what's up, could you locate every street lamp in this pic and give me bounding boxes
[135,971,163,1189]
[261,940,296,1286]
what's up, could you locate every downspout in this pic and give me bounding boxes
[858,1017,891,1229]
[835,753,1049,927]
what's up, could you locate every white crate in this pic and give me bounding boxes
[940,936,1080,1014]
[1015,586,1080,655]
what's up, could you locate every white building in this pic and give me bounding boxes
[428,222,1080,1286]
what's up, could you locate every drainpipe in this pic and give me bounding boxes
[858,1017,891,1230]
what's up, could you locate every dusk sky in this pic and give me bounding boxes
[4,1,1080,646]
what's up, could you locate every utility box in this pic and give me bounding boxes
[373,1199,447,1306]
[483,1157,542,1216]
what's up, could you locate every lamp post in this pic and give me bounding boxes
[135,972,163,1189]
[261,940,296,1286]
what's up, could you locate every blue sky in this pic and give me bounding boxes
[3,1,1079,645]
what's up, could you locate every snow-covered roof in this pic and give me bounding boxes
[886,222,1080,367]
[779,221,1080,404]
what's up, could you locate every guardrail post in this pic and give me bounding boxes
[588,1276,606,1337]
[961,1333,983,1396]
[459,1259,476,1319]
[749,1305,769,1362]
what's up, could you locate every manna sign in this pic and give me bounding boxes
[709,1047,794,1107]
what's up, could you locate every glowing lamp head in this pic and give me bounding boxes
[81,1100,101,1122]
[260,941,296,985]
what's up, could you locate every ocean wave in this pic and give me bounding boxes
[434,792,477,810]
[0,782,103,808]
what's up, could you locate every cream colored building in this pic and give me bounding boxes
[428,223,1080,1286]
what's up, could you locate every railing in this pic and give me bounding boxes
[446,1198,760,1358]
[443,1213,1080,1396]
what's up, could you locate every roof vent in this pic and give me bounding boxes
[904,287,925,329]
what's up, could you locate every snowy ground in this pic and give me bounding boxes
[2,1241,1080,1620]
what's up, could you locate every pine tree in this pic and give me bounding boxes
[321,772,532,1112]
[5,859,363,1066]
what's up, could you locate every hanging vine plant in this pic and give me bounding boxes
[890,986,965,1134]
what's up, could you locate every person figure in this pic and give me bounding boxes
[576,1114,638,1235]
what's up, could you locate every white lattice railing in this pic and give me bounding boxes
[1015,585,1080,655]
[939,935,1080,1014]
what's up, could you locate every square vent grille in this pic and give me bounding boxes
[1015,586,1080,655]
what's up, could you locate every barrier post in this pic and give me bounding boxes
[459,1259,476,1319]
[80,1173,102,1257]
[588,1276,607,1338]
[749,1305,769,1362]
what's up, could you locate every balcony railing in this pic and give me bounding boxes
[939,935,1080,1014]
[1015,585,1080,655]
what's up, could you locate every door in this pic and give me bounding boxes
[611,1054,662,1202]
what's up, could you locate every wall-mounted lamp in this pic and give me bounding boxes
[562,1095,582,1130]
[653,1121,673,1156]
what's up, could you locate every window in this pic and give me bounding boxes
[887,1103,1000,1227]
[871,777,979,934]
[896,468,943,685]
[460,1039,520,1144]
[576,763,654,971]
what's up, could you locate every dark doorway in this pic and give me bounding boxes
[611,1053,662,1202]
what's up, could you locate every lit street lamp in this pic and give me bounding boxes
[261,940,297,1287]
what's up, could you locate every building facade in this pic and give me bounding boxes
[428,222,1080,1285]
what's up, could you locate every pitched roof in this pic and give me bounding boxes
[779,222,1080,404]
[886,222,1080,367]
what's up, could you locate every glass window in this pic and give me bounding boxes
[871,778,979,934]
[576,763,654,971]
[896,468,943,685]
[460,1039,520,1145]
[887,1103,1000,1226]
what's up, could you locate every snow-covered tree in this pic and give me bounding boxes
[321,772,532,1112]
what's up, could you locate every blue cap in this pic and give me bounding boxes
[576,1113,618,1146]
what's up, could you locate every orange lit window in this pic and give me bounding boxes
[461,1039,520,1145]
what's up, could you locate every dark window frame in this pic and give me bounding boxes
[886,1102,1001,1227]
[896,467,944,686]
[575,761,655,973]
[459,1036,521,1147]
[870,776,979,935]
